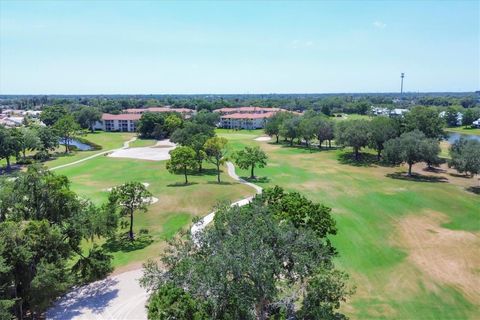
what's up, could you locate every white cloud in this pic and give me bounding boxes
[373,21,386,29]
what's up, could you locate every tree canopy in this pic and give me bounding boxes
[233,146,268,179]
[166,146,198,184]
[141,186,350,319]
[335,120,370,160]
[448,138,480,177]
[204,136,228,183]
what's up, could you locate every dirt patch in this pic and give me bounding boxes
[396,211,480,304]
[254,136,272,141]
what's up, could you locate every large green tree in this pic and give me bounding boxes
[75,107,101,132]
[233,146,268,179]
[265,112,291,143]
[0,165,114,318]
[137,112,166,139]
[280,116,301,146]
[383,130,440,175]
[141,187,350,319]
[40,105,68,126]
[170,122,214,172]
[448,138,480,178]
[313,116,335,149]
[462,108,480,128]
[404,106,445,139]
[204,136,228,183]
[335,120,370,160]
[54,115,80,153]
[0,126,20,170]
[15,127,40,161]
[109,182,152,241]
[166,146,198,184]
[368,117,399,160]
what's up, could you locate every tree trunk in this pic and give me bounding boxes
[377,149,381,161]
[129,210,134,241]
[250,165,255,179]
[198,160,203,173]
[408,163,413,176]
[328,140,332,148]
[354,147,359,160]
[184,166,188,184]
[6,156,10,170]
[275,135,279,144]
[318,139,323,149]
[217,163,221,183]
[22,149,27,160]
[290,138,293,146]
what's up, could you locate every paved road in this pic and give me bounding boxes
[47,161,261,320]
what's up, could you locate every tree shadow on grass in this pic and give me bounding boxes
[206,181,235,185]
[241,176,270,183]
[449,173,473,179]
[278,143,339,154]
[191,168,220,176]
[167,182,198,187]
[0,165,22,176]
[386,172,448,183]
[102,234,153,253]
[422,166,447,174]
[337,152,379,167]
[466,186,480,195]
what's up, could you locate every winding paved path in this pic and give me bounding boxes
[50,137,137,171]
[47,161,261,320]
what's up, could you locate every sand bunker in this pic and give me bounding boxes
[397,211,480,304]
[144,196,159,204]
[108,139,176,161]
[254,136,272,141]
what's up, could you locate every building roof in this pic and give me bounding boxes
[124,107,194,114]
[221,112,275,120]
[214,107,282,113]
[102,113,141,121]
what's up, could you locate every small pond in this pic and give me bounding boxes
[446,132,480,144]
[59,138,93,151]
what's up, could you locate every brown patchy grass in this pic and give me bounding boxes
[396,211,480,305]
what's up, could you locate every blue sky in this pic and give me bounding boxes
[0,0,478,94]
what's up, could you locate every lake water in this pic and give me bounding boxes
[446,132,480,144]
[59,138,93,151]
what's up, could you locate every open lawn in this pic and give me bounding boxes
[55,152,252,269]
[128,138,158,148]
[218,130,480,320]
[446,126,480,136]
[44,131,136,168]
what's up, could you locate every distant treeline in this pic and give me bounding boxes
[1,92,478,114]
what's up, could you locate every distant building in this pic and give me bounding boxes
[370,106,409,118]
[94,106,195,132]
[94,113,141,132]
[219,112,276,130]
[214,107,290,129]
[439,111,463,126]
[389,108,409,117]
[472,119,480,128]
[123,107,195,117]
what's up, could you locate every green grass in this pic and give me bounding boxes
[446,126,480,136]
[218,129,480,320]
[44,131,136,168]
[55,152,253,268]
[128,138,158,148]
